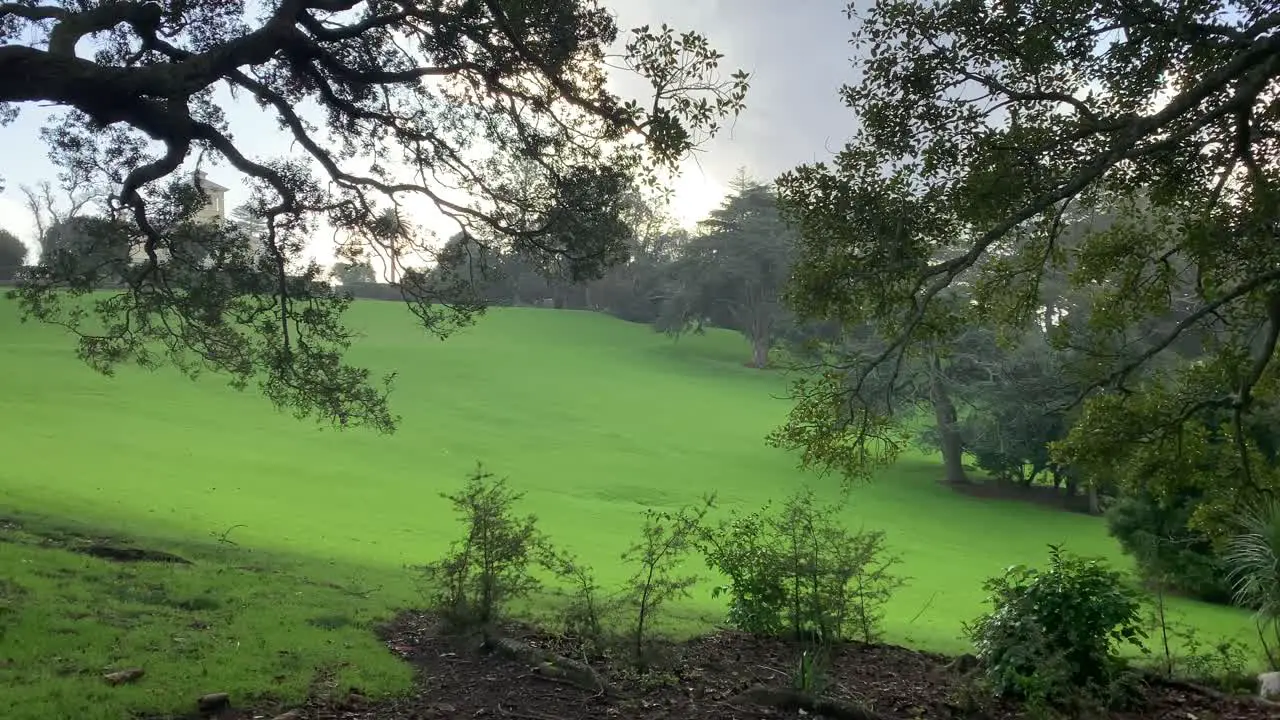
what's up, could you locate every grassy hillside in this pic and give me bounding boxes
[0,299,1259,717]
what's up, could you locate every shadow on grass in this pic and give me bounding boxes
[0,511,414,720]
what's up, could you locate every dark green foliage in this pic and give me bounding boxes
[38,216,135,283]
[769,0,1280,522]
[331,261,376,285]
[793,645,831,696]
[2,2,748,431]
[0,228,26,270]
[621,498,712,668]
[1106,490,1232,605]
[703,509,788,636]
[700,489,905,643]
[1223,500,1280,670]
[966,546,1146,710]
[956,334,1077,487]
[657,173,796,368]
[419,464,552,629]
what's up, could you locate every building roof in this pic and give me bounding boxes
[194,170,230,193]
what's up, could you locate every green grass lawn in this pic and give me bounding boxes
[0,299,1261,718]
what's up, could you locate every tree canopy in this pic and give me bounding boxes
[657,173,795,368]
[0,0,749,432]
[771,0,1280,513]
[331,259,376,285]
[0,227,25,268]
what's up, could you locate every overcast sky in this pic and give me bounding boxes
[0,1,860,263]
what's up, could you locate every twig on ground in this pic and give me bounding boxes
[211,524,246,545]
[497,703,568,720]
[908,592,938,625]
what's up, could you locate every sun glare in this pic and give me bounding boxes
[666,161,727,230]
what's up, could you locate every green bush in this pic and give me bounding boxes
[1107,489,1232,604]
[418,464,553,629]
[966,545,1146,709]
[700,488,905,643]
[621,499,712,668]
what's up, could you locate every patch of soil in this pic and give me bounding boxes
[75,543,191,565]
[948,479,1095,515]
[0,516,191,565]
[250,611,1279,720]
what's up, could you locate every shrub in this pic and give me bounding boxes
[966,545,1146,709]
[701,488,905,643]
[621,498,712,668]
[418,464,552,629]
[1107,488,1232,604]
[1145,595,1253,690]
[703,508,789,636]
[549,552,611,651]
[1223,499,1280,670]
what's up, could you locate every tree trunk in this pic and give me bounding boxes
[750,335,769,368]
[1087,484,1100,515]
[930,353,969,485]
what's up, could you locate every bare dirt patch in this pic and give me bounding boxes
[233,611,1279,720]
[76,544,192,564]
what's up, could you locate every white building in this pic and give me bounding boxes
[193,171,229,223]
[128,171,229,265]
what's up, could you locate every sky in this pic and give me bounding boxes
[0,0,861,265]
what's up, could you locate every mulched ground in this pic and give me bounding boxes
[245,611,1280,720]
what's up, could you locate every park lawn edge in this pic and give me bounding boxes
[0,509,415,720]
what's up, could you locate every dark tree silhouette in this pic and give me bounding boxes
[0,227,27,270]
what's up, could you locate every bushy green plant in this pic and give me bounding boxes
[700,488,905,643]
[549,552,611,651]
[704,508,789,636]
[1107,489,1232,604]
[966,545,1146,709]
[621,497,713,668]
[418,464,553,629]
[1223,499,1280,669]
[793,645,830,695]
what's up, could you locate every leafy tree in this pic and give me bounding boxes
[658,174,795,368]
[1105,488,1233,604]
[0,2,749,433]
[38,215,135,283]
[20,179,102,261]
[331,260,375,285]
[953,331,1078,490]
[590,228,687,323]
[227,203,268,254]
[419,464,554,628]
[0,228,26,269]
[769,0,1280,511]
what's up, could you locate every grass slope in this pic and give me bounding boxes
[0,299,1259,717]
[0,516,414,720]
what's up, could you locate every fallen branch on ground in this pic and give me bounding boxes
[730,685,889,720]
[103,668,145,685]
[1139,671,1280,710]
[483,633,612,695]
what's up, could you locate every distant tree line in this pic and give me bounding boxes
[373,170,802,371]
